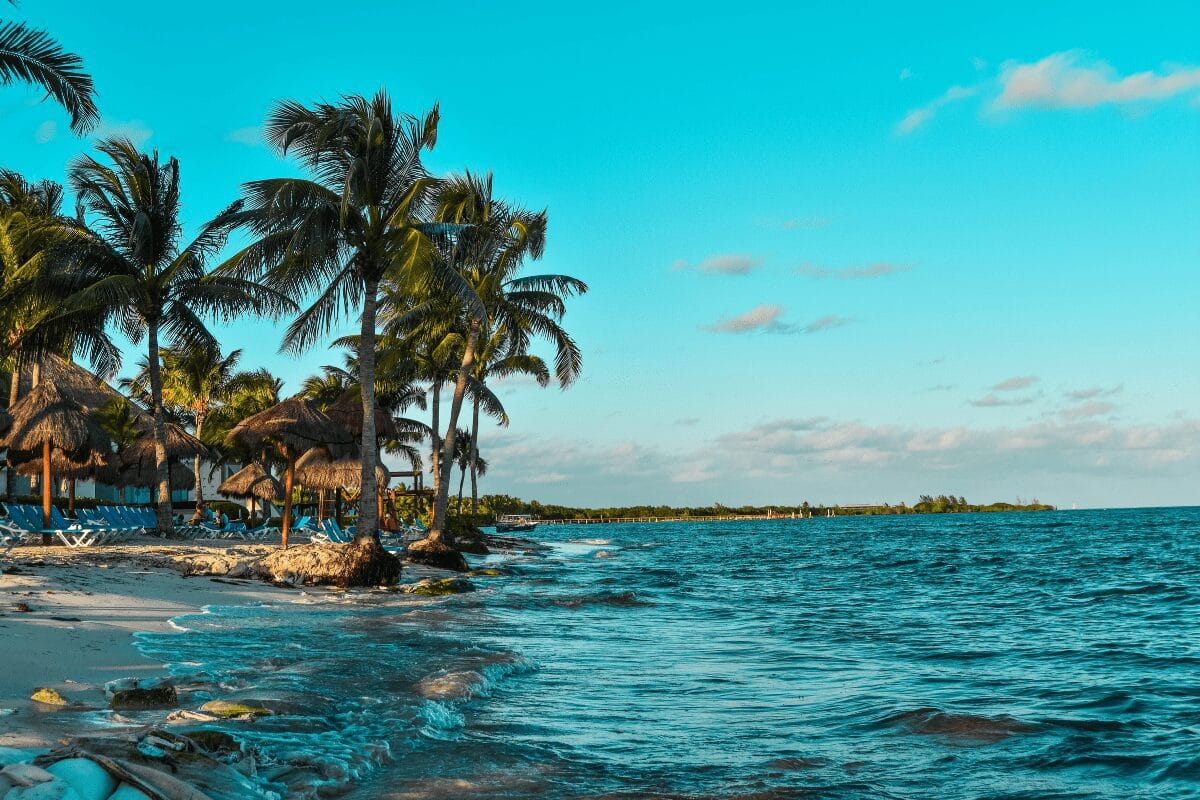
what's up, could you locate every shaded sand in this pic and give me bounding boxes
[0,538,306,747]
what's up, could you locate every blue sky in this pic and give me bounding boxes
[4,1,1199,508]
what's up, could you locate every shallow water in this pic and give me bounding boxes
[136,508,1200,799]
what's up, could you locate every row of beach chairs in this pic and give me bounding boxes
[189,518,278,541]
[0,503,151,548]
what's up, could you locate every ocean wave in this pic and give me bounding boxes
[551,590,653,608]
[876,707,1038,742]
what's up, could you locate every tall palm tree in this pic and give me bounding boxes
[0,5,98,133]
[125,344,242,509]
[220,91,446,540]
[65,138,293,533]
[414,172,586,545]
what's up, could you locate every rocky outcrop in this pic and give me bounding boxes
[254,537,401,588]
[197,700,273,720]
[404,538,469,572]
[401,577,476,595]
[105,680,176,711]
[30,688,69,707]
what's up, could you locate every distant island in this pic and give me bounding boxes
[477,494,1055,522]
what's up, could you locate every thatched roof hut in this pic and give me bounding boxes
[116,460,195,491]
[225,397,353,549]
[295,448,389,492]
[325,389,399,441]
[16,354,131,417]
[118,422,208,472]
[226,397,353,457]
[0,382,111,456]
[14,448,115,483]
[218,462,282,502]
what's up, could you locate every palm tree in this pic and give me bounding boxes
[93,396,141,502]
[124,344,242,509]
[220,91,445,540]
[65,138,293,533]
[0,6,98,133]
[415,172,587,545]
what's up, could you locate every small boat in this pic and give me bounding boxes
[495,514,538,533]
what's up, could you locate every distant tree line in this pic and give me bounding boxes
[466,494,1055,522]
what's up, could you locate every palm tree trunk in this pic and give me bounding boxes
[457,463,466,511]
[193,412,205,510]
[41,439,52,542]
[281,453,296,550]
[430,323,479,541]
[355,278,380,541]
[145,319,173,536]
[68,478,75,514]
[430,379,441,503]
[4,368,17,502]
[469,395,479,515]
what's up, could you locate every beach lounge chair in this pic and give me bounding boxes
[46,506,126,544]
[312,518,353,544]
[3,503,104,547]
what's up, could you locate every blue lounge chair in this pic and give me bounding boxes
[312,518,353,544]
[3,504,103,547]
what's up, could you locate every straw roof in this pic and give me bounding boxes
[0,382,111,456]
[116,460,195,491]
[118,422,208,472]
[18,354,131,416]
[325,389,399,441]
[218,462,283,502]
[14,447,116,482]
[226,397,353,457]
[295,448,389,492]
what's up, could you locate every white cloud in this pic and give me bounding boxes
[1065,385,1123,401]
[94,119,153,146]
[995,51,1200,110]
[477,414,1200,507]
[992,375,1038,391]
[970,393,1037,408]
[225,126,263,146]
[1060,400,1117,421]
[796,262,912,280]
[896,84,979,135]
[34,120,56,144]
[705,304,784,333]
[673,253,763,275]
[801,315,853,334]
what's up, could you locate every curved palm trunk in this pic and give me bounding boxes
[469,395,479,515]
[430,323,479,541]
[146,319,173,535]
[355,279,380,541]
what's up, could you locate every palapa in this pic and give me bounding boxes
[218,462,282,502]
[0,381,113,531]
[224,396,352,549]
[295,448,389,492]
[118,422,209,472]
[324,389,399,441]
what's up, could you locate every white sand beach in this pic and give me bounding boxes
[0,540,309,747]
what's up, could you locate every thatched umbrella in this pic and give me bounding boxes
[218,462,282,520]
[225,397,352,548]
[0,382,111,532]
[295,448,389,524]
[14,448,116,513]
[324,389,399,441]
[117,460,196,492]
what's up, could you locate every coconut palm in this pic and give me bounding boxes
[408,172,587,549]
[123,344,242,509]
[220,91,448,539]
[64,138,294,533]
[0,8,98,133]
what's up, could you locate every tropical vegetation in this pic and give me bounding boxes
[0,47,588,564]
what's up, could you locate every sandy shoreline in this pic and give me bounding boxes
[0,538,362,748]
